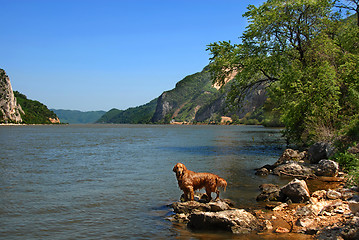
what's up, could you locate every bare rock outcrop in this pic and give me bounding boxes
[257,178,311,203]
[280,179,310,203]
[256,148,340,178]
[308,142,335,164]
[0,69,23,123]
[188,209,260,234]
[169,193,261,234]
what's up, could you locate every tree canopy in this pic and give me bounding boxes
[207,0,359,145]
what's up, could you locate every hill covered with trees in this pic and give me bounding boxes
[14,91,59,124]
[52,109,106,124]
[98,66,270,125]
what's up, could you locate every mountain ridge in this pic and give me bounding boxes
[98,66,268,124]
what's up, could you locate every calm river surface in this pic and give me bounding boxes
[1,124,292,239]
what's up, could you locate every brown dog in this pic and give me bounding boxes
[173,162,227,201]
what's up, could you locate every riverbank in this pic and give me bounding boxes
[168,180,359,239]
[168,147,359,239]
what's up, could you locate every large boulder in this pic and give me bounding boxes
[256,184,282,202]
[188,209,260,234]
[273,162,313,177]
[308,142,335,164]
[314,159,339,177]
[280,178,310,203]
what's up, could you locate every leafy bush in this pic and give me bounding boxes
[333,151,359,171]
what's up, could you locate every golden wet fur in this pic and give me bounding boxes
[173,162,227,201]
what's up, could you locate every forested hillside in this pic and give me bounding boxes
[14,91,59,124]
[52,109,106,124]
[98,66,268,124]
[96,99,158,124]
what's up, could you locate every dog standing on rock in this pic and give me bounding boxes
[173,162,227,201]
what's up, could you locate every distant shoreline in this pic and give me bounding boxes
[0,123,66,126]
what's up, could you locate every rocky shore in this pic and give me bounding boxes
[168,145,359,239]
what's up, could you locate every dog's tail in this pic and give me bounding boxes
[216,177,227,192]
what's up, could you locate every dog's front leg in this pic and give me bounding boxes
[188,187,195,201]
[215,189,220,201]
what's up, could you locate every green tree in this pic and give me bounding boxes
[335,0,359,26]
[208,0,359,145]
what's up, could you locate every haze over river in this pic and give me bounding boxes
[1,124,291,239]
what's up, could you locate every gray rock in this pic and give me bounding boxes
[280,178,310,203]
[172,199,232,214]
[256,184,282,202]
[273,162,313,177]
[0,69,23,123]
[208,201,232,212]
[188,209,260,234]
[308,142,335,164]
[172,201,211,214]
[273,148,307,166]
[315,159,339,177]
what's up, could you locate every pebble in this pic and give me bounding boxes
[275,227,290,233]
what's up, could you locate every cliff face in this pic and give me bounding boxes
[0,69,23,123]
[151,68,219,123]
[99,65,268,124]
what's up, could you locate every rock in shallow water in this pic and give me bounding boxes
[188,209,260,234]
[273,162,313,177]
[280,178,310,203]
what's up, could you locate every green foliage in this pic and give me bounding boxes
[96,99,158,124]
[332,150,359,186]
[51,109,106,124]
[207,0,359,145]
[14,91,59,124]
[333,151,359,171]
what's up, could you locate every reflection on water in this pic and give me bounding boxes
[0,124,303,239]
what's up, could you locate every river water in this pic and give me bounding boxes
[1,124,292,239]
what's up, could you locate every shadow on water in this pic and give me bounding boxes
[162,144,284,157]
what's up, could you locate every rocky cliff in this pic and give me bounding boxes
[151,66,267,124]
[0,69,23,123]
[151,68,218,123]
[99,65,269,124]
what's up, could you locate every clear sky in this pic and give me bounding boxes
[1,0,265,111]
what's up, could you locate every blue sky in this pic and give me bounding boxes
[1,0,265,111]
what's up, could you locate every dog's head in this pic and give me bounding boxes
[217,177,227,191]
[173,162,187,179]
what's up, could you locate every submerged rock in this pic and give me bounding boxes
[188,209,260,234]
